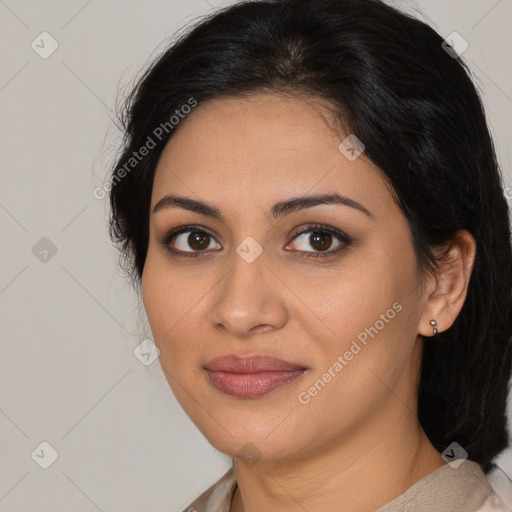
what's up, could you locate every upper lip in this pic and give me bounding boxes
[205,355,306,373]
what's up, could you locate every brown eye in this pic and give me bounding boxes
[286,226,348,255]
[309,231,333,252]
[164,228,221,255]
[188,232,211,251]
[161,224,351,259]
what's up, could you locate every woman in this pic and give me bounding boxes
[108,0,512,510]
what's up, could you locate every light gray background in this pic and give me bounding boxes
[0,1,511,511]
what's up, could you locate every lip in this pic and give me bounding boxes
[205,354,306,373]
[205,355,307,398]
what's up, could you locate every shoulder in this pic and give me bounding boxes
[476,493,510,512]
[181,467,237,512]
[477,464,512,512]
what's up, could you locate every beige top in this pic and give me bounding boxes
[181,460,510,512]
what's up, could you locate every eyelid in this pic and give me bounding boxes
[287,224,351,247]
[159,223,352,258]
[158,224,221,255]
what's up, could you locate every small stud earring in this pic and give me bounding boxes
[430,319,439,336]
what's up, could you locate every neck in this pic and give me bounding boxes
[230,411,445,512]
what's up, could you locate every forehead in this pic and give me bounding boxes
[151,93,393,218]
[162,93,341,157]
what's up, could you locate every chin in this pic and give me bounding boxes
[196,418,307,463]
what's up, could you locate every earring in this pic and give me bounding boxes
[430,319,439,336]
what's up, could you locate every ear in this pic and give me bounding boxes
[417,229,477,338]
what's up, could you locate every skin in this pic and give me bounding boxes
[141,93,477,512]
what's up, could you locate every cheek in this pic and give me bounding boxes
[141,258,200,408]
[141,259,168,339]
[298,308,414,440]
[141,250,206,378]
[141,251,184,346]
[306,257,400,339]
[303,246,419,399]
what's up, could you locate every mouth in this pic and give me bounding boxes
[204,354,307,398]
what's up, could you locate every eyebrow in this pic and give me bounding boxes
[152,193,375,221]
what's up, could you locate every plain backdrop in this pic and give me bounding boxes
[0,1,511,511]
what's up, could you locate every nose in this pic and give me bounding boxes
[208,253,288,338]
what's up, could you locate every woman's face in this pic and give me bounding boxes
[142,93,431,462]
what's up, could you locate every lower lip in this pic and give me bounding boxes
[205,369,306,398]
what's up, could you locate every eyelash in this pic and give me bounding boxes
[159,223,352,259]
